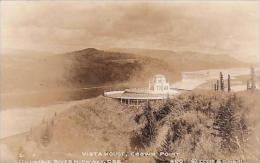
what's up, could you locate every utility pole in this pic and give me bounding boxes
[227,74,231,92]
[246,80,250,91]
[216,80,219,91]
[214,83,217,91]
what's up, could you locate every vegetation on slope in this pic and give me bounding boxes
[12,91,259,162]
[131,91,260,162]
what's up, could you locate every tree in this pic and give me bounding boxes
[213,95,240,153]
[155,130,174,163]
[220,72,224,91]
[250,67,256,90]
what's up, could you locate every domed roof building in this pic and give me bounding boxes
[149,74,170,93]
[104,74,178,106]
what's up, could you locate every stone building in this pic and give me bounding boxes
[148,74,170,93]
[104,74,178,106]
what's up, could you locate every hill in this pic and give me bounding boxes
[1,48,249,108]
[65,48,249,88]
[108,48,249,71]
[2,91,259,162]
[2,47,248,92]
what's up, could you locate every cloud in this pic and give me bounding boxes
[1,1,259,61]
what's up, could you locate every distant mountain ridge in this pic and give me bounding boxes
[108,48,248,67]
[2,47,249,91]
[1,47,250,108]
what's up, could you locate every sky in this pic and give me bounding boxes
[1,1,260,62]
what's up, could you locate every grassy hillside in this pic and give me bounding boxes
[131,91,260,162]
[4,91,259,162]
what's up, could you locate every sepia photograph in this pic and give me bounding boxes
[0,1,259,163]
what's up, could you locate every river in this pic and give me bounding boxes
[0,67,259,139]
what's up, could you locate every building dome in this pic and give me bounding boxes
[154,74,166,78]
[149,74,170,93]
